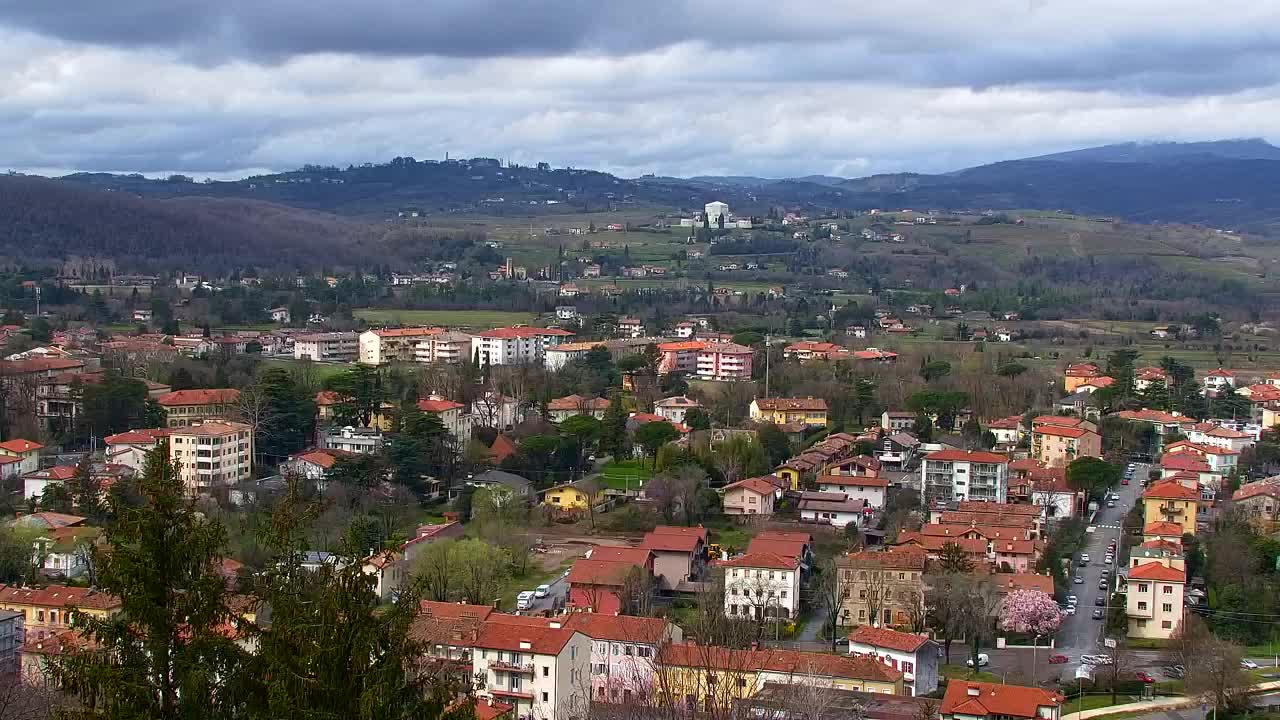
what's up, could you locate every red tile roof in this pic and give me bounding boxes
[291,449,354,469]
[650,525,708,542]
[0,584,120,610]
[103,428,170,445]
[417,600,496,622]
[1138,539,1184,554]
[472,617,577,655]
[562,613,669,644]
[753,397,828,411]
[658,643,903,683]
[567,558,641,587]
[0,438,43,453]
[371,327,442,337]
[986,416,1024,430]
[942,680,1063,719]
[656,341,707,352]
[1143,479,1200,501]
[1233,478,1280,503]
[547,394,609,411]
[958,500,1043,517]
[416,398,464,413]
[1160,454,1211,472]
[1116,409,1186,424]
[1143,521,1186,537]
[723,476,778,496]
[587,547,653,566]
[924,449,1008,464]
[156,388,240,407]
[23,466,78,481]
[1128,563,1185,582]
[1034,424,1090,438]
[850,626,932,653]
[991,573,1055,595]
[755,530,812,544]
[641,532,701,553]
[895,533,988,555]
[717,552,799,571]
[476,327,574,339]
[314,390,347,406]
[843,547,928,570]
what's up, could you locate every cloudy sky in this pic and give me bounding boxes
[4,0,1280,179]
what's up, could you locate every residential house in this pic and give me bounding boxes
[562,613,682,704]
[33,526,101,579]
[818,456,888,509]
[293,332,358,361]
[567,551,652,614]
[799,492,867,528]
[1162,439,1238,475]
[470,616,590,720]
[640,526,707,591]
[361,550,405,601]
[0,585,120,640]
[985,416,1025,446]
[749,397,829,427]
[540,482,605,513]
[1202,368,1235,395]
[881,411,916,433]
[656,341,704,375]
[1184,423,1253,454]
[547,394,610,422]
[893,533,989,567]
[656,644,904,714]
[359,327,443,365]
[1141,521,1186,545]
[103,428,171,470]
[1028,467,1080,520]
[940,681,1064,720]
[848,626,939,697]
[1124,562,1185,640]
[878,433,921,470]
[468,470,533,500]
[784,341,846,362]
[414,331,475,364]
[617,317,644,338]
[168,421,254,495]
[721,552,802,620]
[721,476,778,516]
[1143,479,1200,536]
[1135,367,1169,392]
[281,449,353,487]
[0,439,43,475]
[318,426,385,455]
[654,396,702,425]
[417,396,473,443]
[920,450,1009,507]
[0,609,19,676]
[21,466,77,504]
[400,521,466,565]
[1063,362,1102,393]
[472,392,519,430]
[1031,422,1101,468]
[269,307,291,323]
[155,388,241,428]
[836,548,927,628]
[1232,477,1280,531]
[695,342,753,381]
[410,599,494,668]
[554,306,579,322]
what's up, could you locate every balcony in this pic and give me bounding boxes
[490,688,534,701]
[489,660,535,674]
[1158,504,1186,516]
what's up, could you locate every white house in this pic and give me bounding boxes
[1184,424,1253,454]
[269,307,291,323]
[721,552,802,621]
[555,306,580,322]
[704,201,729,226]
[848,626,939,697]
[103,429,170,471]
[1201,368,1235,395]
[417,396,474,444]
[34,527,101,580]
[361,550,404,601]
[816,475,889,511]
[617,318,644,339]
[654,396,702,425]
[22,466,77,504]
[0,439,44,476]
[798,493,867,528]
[472,327,574,366]
[471,392,520,431]
[471,617,590,720]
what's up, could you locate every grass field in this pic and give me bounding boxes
[260,357,351,382]
[353,308,536,328]
[599,460,652,491]
[939,664,1001,683]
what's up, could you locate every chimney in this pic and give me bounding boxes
[549,621,561,629]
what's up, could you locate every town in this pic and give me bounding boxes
[0,227,1276,720]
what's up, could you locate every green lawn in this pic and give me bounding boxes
[353,309,536,328]
[600,460,652,491]
[1245,642,1280,658]
[259,358,352,382]
[940,664,1001,683]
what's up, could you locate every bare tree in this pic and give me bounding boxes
[232,385,276,468]
[620,566,656,617]
[849,560,892,628]
[1100,639,1137,704]
[958,577,1004,669]
[813,557,849,651]
[0,674,63,720]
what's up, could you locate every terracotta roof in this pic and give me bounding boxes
[547,394,609,411]
[567,558,640,587]
[747,537,809,559]
[1064,363,1101,378]
[817,474,889,488]
[991,573,1055,595]
[942,680,1063,719]
[1234,477,1280,503]
[753,397,828,411]
[1034,424,1090,439]
[372,326,442,337]
[755,530,812,544]
[1143,521,1186,537]
[650,525,708,542]
[156,388,240,407]
[1160,454,1212,472]
[1009,458,1043,472]
[291,449,354,469]
[1138,539,1184,555]
[1116,409,1186,424]
[562,613,669,644]
[103,428,170,445]
[0,358,85,374]
[896,532,987,554]
[718,552,799,571]
[993,539,1038,556]
[924,449,1008,464]
[1128,563,1185,582]
[842,547,928,570]
[850,626,932,653]
[169,421,250,436]
[1144,479,1200,501]
[986,416,1024,430]
[658,643,903,684]
[488,434,517,462]
[699,342,753,355]
[641,532,701,553]
[1164,440,1238,456]
[314,390,347,406]
[920,523,1026,541]
[1202,426,1251,439]
[21,630,94,656]
[656,341,707,352]
[940,511,1035,528]
[14,512,85,529]
[587,547,653,565]
[0,584,120,610]
[1206,368,1234,377]
[23,466,78,481]
[958,500,1043,517]
[723,476,779,496]
[0,455,21,466]
[476,327,574,339]
[0,438,43,453]
[417,600,496,622]
[472,617,577,655]
[417,398,464,413]
[655,395,700,409]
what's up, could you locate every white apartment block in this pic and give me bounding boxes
[413,331,474,364]
[318,426,385,454]
[293,332,358,361]
[721,553,802,620]
[359,327,442,364]
[472,327,574,366]
[920,450,1008,507]
[168,421,254,495]
[471,617,590,720]
[562,614,682,704]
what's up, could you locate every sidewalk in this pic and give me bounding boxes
[1061,681,1280,720]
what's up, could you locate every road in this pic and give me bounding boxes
[1054,462,1148,663]
[522,574,569,614]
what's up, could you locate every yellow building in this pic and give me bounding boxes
[1062,362,1102,393]
[656,643,904,714]
[1142,479,1200,537]
[540,481,605,510]
[749,397,829,427]
[0,584,121,640]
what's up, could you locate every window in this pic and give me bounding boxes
[541,692,549,702]
[1138,583,1149,593]
[1161,621,1173,629]
[899,572,905,580]
[1138,619,1148,627]
[638,647,652,658]
[543,666,550,677]
[902,661,914,674]
[624,646,634,657]
[1162,603,1173,612]
[858,610,866,621]
[780,591,788,599]
[1138,601,1147,611]
[736,678,748,688]
[1162,586,1173,594]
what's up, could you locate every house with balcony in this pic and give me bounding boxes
[920,450,1009,507]
[720,552,802,621]
[1124,562,1186,640]
[168,421,254,496]
[695,342,753,381]
[877,433,920,470]
[835,547,927,628]
[155,388,241,428]
[1142,479,1200,537]
[563,613,681,705]
[1030,421,1101,468]
[749,397,828,427]
[471,616,590,720]
[640,526,707,591]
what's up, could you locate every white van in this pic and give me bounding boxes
[516,591,536,611]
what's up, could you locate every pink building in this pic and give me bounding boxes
[695,342,753,381]
[562,614,682,704]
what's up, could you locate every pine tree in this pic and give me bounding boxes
[68,454,102,521]
[600,391,631,460]
[53,445,243,717]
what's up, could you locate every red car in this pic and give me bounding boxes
[1134,671,1154,683]
[1122,478,1130,485]
[1048,654,1069,664]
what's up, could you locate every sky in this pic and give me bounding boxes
[5,1,1280,180]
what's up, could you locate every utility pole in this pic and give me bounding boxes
[764,333,771,398]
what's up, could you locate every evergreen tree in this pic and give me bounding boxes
[256,367,316,463]
[53,445,243,717]
[68,454,102,521]
[1140,379,1171,411]
[600,391,630,460]
[386,404,452,498]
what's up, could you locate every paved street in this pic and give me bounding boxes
[521,574,568,614]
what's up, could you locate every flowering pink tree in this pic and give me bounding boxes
[999,589,1063,636]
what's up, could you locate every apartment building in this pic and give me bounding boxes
[721,552,802,621]
[471,616,590,720]
[472,327,574,366]
[168,421,254,495]
[749,397,829,427]
[695,342,753,381]
[0,610,20,675]
[920,450,1009,507]
[293,332,359,361]
[359,327,443,364]
[155,388,241,428]
[1143,479,1199,537]
[1031,423,1101,468]
[1125,561,1185,640]
[0,438,43,475]
[562,613,682,704]
[836,548,927,628]
[414,331,474,364]
[0,585,120,640]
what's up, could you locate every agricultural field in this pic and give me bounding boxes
[353,309,537,328]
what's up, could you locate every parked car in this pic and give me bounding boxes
[1122,478,1129,485]
[1074,576,1084,584]
[1135,671,1155,683]
[1068,595,1078,605]
[534,584,551,598]
[1081,553,1091,563]
[516,591,535,610]
[967,654,991,668]
[1063,605,1076,616]
[1241,659,1260,669]
[1095,596,1106,606]
[1048,654,1069,664]
[1099,580,1109,590]
[1092,609,1105,620]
